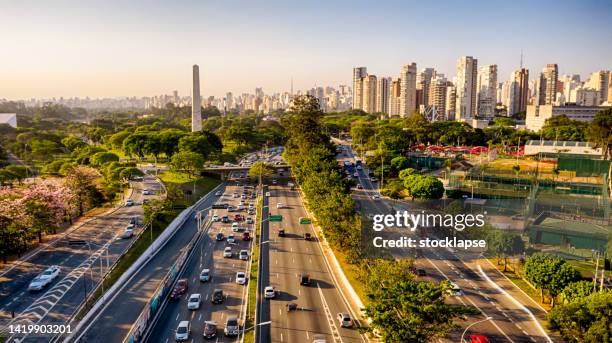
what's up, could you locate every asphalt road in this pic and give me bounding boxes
[258,180,366,343]
[148,180,255,343]
[334,139,554,343]
[0,174,162,342]
[74,182,224,343]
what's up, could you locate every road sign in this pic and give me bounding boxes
[269,215,283,222]
[299,217,311,224]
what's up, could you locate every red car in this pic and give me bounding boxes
[466,335,490,343]
[170,279,188,300]
[242,231,251,241]
[233,214,243,221]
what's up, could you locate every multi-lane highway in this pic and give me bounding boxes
[148,179,255,342]
[0,174,162,342]
[334,138,555,343]
[256,180,367,343]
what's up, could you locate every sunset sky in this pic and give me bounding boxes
[1,0,610,99]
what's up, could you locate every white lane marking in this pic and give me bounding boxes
[425,257,515,343]
[478,264,553,343]
[175,313,179,321]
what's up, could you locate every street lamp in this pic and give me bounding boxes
[244,320,272,333]
[460,316,493,343]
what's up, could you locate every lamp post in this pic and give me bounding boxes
[460,316,493,343]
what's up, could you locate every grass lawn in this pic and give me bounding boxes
[331,248,367,305]
[158,170,221,207]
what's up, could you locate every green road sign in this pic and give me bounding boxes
[299,217,311,224]
[270,215,283,222]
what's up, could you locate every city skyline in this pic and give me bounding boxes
[1,0,611,99]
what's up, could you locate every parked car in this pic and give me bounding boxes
[276,203,284,209]
[187,293,202,310]
[170,279,189,300]
[175,321,190,341]
[200,269,211,282]
[211,215,220,222]
[28,265,60,292]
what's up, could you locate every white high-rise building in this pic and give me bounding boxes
[352,67,367,110]
[191,64,202,132]
[446,84,456,120]
[537,64,558,105]
[376,77,391,114]
[455,56,478,120]
[585,70,610,104]
[476,64,497,118]
[399,63,417,117]
[389,79,401,117]
[362,75,377,113]
[507,68,529,116]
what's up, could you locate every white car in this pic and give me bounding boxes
[239,250,249,260]
[337,313,353,327]
[215,191,223,196]
[232,222,239,231]
[265,191,271,197]
[121,228,134,239]
[211,215,220,222]
[246,217,254,224]
[227,234,236,244]
[449,282,462,296]
[125,199,134,206]
[370,177,378,182]
[232,192,239,198]
[28,265,60,291]
[353,172,359,177]
[264,286,276,299]
[187,294,201,310]
[235,272,247,285]
[356,165,362,170]
[175,320,190,341]
[276,203,284,209]
[199,269,211,282]
[142,189,150,195]
[223,247,233,258]
[372,194,381,200]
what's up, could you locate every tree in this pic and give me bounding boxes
[249,161,274,184]
[225,123,255,146]
[178,134,213,159]
[548,290,612,342]
[89,152,119,167]
[61,136,87,151]
[363,259,471,342]
[487,230,525,271]
[559,281,594,304]
[118,167,144,182]
[122,132,150,158]
[524,254,581,306]
[588,108,612,160]
[399,168,418,180]
[170,151,204,177]
[63,166,103,216]
[107,130,132,149]
[410,176,445,199]
[390,156,410,175]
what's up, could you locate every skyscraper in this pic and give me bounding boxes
[389,79,401,117]
[476,64,497,118]
[191,64,202,132]
[446,84,457,120]
[586,70,610,104]
[417,68,436,107]
[428,75,448,118]
[352,67,367,110]
[399,63,417,117]
[455,56,478,120]
[362,75,377,113]
[537,64,558,105]
[507,68,529,116]
[376,77,391,114]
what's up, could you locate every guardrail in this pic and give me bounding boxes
[63,182,224,343]
[125,219,211,343]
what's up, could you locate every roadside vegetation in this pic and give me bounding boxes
[282,95,472,341]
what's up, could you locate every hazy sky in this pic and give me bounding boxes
[1,0,611,99]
